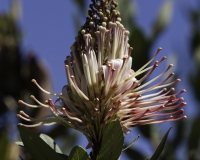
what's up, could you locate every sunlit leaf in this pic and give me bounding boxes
[46,125,78,153]
[18,125,64,160]
[40,134,62,153]
[15,133,63,154]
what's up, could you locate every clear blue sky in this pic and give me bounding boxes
[1,0,199,159]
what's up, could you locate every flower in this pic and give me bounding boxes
[17,0,187,149]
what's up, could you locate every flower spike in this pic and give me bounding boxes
[18,0,187,152]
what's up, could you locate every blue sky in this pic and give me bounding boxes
[1,0,199,159]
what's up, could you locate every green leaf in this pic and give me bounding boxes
[68,146,91,160]
[40,134,62,153]
[150,127,172,160]
[97,120,124,160]
[17,125,64,160]
[16,134,63,154]
[58,153,69,160]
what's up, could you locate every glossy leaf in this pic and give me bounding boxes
[68,146,91,160]
[18,125,64,160]
[40,134,62,153]
[150,127,172,160]
[97,120,124,160]
[15,134,63,154]
[46,124,78,153]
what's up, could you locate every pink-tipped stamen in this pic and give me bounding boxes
[61,108,82,123]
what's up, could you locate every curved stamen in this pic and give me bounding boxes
[18,100,42,108]
[61,108,82,123]
[30,95,49,108]
[32,79,51,95]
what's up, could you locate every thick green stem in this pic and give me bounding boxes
[91,141,101,160]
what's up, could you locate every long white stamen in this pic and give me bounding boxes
[30,95,49,108]
[32,79,51,95]
[18,100,41,108]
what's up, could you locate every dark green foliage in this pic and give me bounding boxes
[39,134,63,153]
[18,125,64,160]
[16,120,124,160]
[16,133,63,154]
[68,146,91,160]
[0,4,78,159]
[0,7,56,160]
[96,120,124,160]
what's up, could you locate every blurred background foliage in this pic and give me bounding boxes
[0,0,200,160]
[0,1,78,160]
